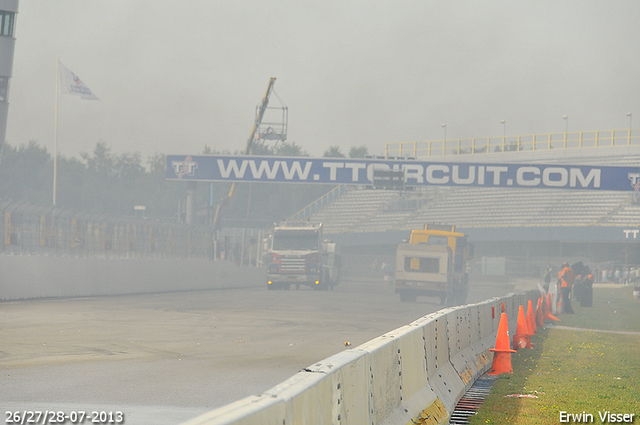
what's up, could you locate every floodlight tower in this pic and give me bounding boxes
[0,0,17,150]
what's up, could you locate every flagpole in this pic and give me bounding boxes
[53,57,59,206]
[52,62,99,206]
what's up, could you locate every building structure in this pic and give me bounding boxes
[0,0,17,148]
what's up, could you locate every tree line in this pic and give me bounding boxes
[0,140,368,227]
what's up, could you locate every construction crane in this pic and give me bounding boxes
[212,77,286,229]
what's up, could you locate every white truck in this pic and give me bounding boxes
[266,222,341,290]
[395,224,471,305]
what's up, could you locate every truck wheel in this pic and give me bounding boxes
[458,290,468,305]
[400,292,416,302]
[452,285,468,305]
[313,282,329,291]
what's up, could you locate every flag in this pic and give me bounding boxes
[58,61,99,100]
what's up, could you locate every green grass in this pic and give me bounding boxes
[469,286,640,425]
[557,285,640,332]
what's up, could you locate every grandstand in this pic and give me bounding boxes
[311,186,634,233]
[298,145,640,232]
[293,144,640,268]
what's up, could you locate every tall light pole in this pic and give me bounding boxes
[441,123,447,141]
[563,115,568,133]
[628,112,632,130]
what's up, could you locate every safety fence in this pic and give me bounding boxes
[1,200,215,259]
[182,290,538,425]
[385,128,639,158]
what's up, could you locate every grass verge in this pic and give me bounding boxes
[556,284,640,332]
[469,286,640,424]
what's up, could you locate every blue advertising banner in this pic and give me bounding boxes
[166,155,640,192]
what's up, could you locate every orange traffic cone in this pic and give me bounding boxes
[501,302,506,313]
[527,299,537,334]
[513,306,531,349]
[544,293,560,321]
[536,298,544,328]
[521,304,533,341]
[488,312,517,375]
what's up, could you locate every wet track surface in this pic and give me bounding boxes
[1,277,517,424]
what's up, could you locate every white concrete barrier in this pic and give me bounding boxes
[467,301,498,375]
[302,351,371,425]
[447,307,481,393]
[182,290,540,425]
[0,255,266,300]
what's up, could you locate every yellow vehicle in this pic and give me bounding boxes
[394,224,472,304]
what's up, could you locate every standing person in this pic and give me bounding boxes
[573,271,584,304]
[543,266,553,292]
[559,262,575,314]
[581,267,594,307]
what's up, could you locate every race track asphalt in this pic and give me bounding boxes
[1,276,517,425]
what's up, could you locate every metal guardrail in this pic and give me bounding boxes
[385,129,640,158]
[1,200,214,259]
[288,184,345,221]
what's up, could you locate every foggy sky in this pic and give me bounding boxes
[6,1,640,161]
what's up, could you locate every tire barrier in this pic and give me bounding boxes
[182,290,539,425]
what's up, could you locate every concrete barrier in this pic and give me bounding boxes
[182,290,539,425]
[0,255,266,300]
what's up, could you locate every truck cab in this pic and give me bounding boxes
[395,224,471,304]
[266,222,340,291]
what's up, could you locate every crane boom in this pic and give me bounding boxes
[212,78,277,229]
[245,77,277,155]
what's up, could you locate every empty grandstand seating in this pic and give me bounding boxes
[404,188,630,229]
[599,203,640,225]
[311,189,402,233]
[303,147,640,234]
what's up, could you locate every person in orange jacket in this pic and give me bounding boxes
[559,262,575,314]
